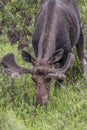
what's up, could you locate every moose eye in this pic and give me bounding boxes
[32,75,38,82]
[45,76,51,82]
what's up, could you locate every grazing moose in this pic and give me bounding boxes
[1,0,87,107]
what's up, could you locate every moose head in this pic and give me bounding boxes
[0,49,74,107]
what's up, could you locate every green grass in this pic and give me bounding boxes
[0,35,87,130]
[0,1,87,129]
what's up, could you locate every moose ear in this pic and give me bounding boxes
[21,50,35,65]
[52,49,64,64]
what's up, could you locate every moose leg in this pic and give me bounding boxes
[76,31,87,74]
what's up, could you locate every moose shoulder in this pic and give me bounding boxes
[1,0,87,107]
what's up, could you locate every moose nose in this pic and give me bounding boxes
[35,95,48,108]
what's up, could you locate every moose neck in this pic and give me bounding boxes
[37,0,57,60]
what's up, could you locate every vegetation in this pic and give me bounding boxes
[0,0,87,130]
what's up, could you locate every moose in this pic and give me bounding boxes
[1,0,87,107]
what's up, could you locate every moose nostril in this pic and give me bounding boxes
[42,95,48,103]
[36,95,48,105]
[35,95,48,108]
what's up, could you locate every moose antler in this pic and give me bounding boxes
[0,53,33,79]
[0,52,74,81]
[48,53,74,80]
